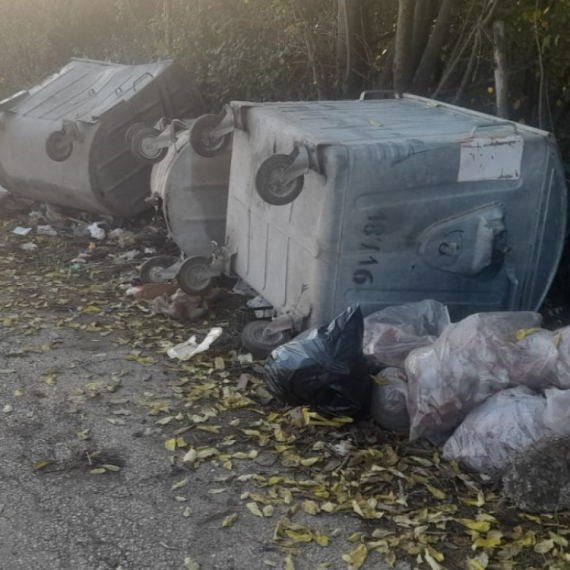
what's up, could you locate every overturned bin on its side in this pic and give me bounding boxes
[0,58,204,217]
[139,125,231,285]
[184,94,567,355]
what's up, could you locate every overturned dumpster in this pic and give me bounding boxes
[139,126,231,285]
[0,58,204,217]
[183,94,567,354]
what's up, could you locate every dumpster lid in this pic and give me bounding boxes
[2,58,177,124]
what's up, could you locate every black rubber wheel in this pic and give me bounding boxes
[125,122,148,146]
[45,131,73,162]
[130,127,168,164]
[189,114,231,157]
[177,256,215,295]
[241,320,293,359]
[139,256,178,284]
[255,154,305,206]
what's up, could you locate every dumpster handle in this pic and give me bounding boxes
[359,90,397,101]
[470,122,518,137]
[133,72,154,92]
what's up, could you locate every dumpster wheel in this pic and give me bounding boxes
[130,127,168,164]
[177,256,216,295]
[189,114,231,158]
[125,122,148,146]
[241,320,293,359]
[140,256,178,284]
[255,154,305,206]
[45,131,73,162]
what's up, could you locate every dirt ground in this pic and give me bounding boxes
[1,209,569,570]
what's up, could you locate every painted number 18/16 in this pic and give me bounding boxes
[352,212,386,285]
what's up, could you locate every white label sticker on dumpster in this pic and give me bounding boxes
[458,136,523,182]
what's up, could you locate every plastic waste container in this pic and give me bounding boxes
[185,94,567,355]
[0,58,205,217]
[139,125,230,287]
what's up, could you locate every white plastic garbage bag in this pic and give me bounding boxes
[405,311,546,441]
[370,368,410,433]
[442,387,570,473]
[553,327,570,389]
[363,300,450,367]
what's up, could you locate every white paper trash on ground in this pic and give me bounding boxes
[167,327,223,361]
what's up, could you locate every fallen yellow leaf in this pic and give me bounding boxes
[246,502,264,517]
[342,544,368,569]
[171,477,189,491]
[222,513,237,527]
[34,459,54,470]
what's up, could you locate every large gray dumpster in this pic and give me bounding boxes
[186,94,567,354]
[0,58,204,217]
[138,127,230,284]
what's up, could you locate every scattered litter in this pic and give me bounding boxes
[70,253,91,264]
[405,311,546,440]
[247,295,273,318]
[87,222,106,240]
[111,250,139,264]
[152,289,209,322]
[264,305,373,418]
[167,327,223,361]
[109,228,123,239]
[443,387,570,474]
[126,286,143,297]
[44,203,67,224]
[20,242,38,251]
[36,225,58,237]
[2,404,13,414]
[12,227,32,236]
[0,186,10,205]
[370,368,409,433]
[363,300,450,367]
[134,283,178,301]
[237,353,253,365]
[232,279,257,297]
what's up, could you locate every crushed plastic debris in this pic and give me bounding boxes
[167,327,223,361]
[12,226,32,236]
[20,242,38,251]
[87,222,106,240]
[36,225,58,237]
[110,250,140,263]
[125,286,143,297]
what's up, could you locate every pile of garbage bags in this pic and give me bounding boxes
[264,300,570,475]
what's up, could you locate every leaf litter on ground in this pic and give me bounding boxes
[2,217,570,570]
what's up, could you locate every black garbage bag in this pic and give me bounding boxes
[264,305,373,418]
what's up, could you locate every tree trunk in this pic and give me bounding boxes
[412,0,453,94]
[337,0,368,97]
[393,0,416,94]
[164,0,171,52]
[493,20,509,118]
[411,0,437,73]
[377,40,395,89]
